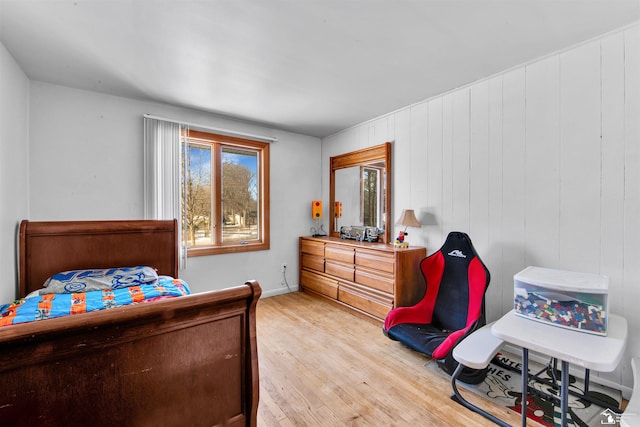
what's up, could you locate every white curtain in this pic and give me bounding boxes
[143,117,186,268]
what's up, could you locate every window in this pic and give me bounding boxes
[182,129,270,256]
[361,165,384,229]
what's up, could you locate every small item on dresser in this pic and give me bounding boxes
[394,209,421,247]
[339,225,382,242]
[394,231,409,248]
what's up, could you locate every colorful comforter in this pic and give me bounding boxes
[0,276,191,326]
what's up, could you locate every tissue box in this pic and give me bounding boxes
[514,266,609,335]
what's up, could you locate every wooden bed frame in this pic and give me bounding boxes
[0,219,260,427]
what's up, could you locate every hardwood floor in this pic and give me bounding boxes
[256,291,527,426]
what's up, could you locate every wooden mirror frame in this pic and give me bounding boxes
[329,142,392,243]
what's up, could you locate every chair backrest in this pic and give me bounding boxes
[420,231,490,332]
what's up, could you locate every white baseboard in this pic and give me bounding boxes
[260,286,299,298]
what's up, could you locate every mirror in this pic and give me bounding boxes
[330,142,392,243]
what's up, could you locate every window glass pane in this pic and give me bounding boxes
[362,168,379,227]
[183,142,213,247]
[221,147,259,243]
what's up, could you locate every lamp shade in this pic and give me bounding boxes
[395,209,421,228]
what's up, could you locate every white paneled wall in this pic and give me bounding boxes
[322,23,639,390]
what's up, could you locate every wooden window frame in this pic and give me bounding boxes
[183,129,270,256]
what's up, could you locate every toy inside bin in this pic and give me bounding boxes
[514,266,609,335]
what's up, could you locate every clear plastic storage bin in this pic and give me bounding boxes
[514,266,609,335]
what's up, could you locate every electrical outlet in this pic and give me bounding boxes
[281,263,287,273]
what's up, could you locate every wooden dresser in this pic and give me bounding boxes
[299,236,426,320]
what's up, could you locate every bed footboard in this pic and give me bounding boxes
[0,280,261,427]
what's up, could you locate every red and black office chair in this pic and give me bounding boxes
[383,231,491,383]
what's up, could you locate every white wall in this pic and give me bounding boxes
[29,82,322,296]
[322,24,640,391]
[0,42,29,304]
[334,167,361,227]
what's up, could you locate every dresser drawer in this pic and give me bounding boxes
[355,265,394,294]
[301,270,338,299]
[301,239,325,257]
[338,283,393,320]
[325,245,354,264]
[355,249,394,274]
[299,236,426,322]
[325,260,354,282]
[301,253,324,272]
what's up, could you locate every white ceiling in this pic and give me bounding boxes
[1,1,639,138]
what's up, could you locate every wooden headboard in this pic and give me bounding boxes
[19,219,179,298]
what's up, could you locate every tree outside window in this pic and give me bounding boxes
[181,130,269,256]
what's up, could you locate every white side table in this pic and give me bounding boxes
[492,310,627,427]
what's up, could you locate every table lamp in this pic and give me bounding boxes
[394,209,421,247]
